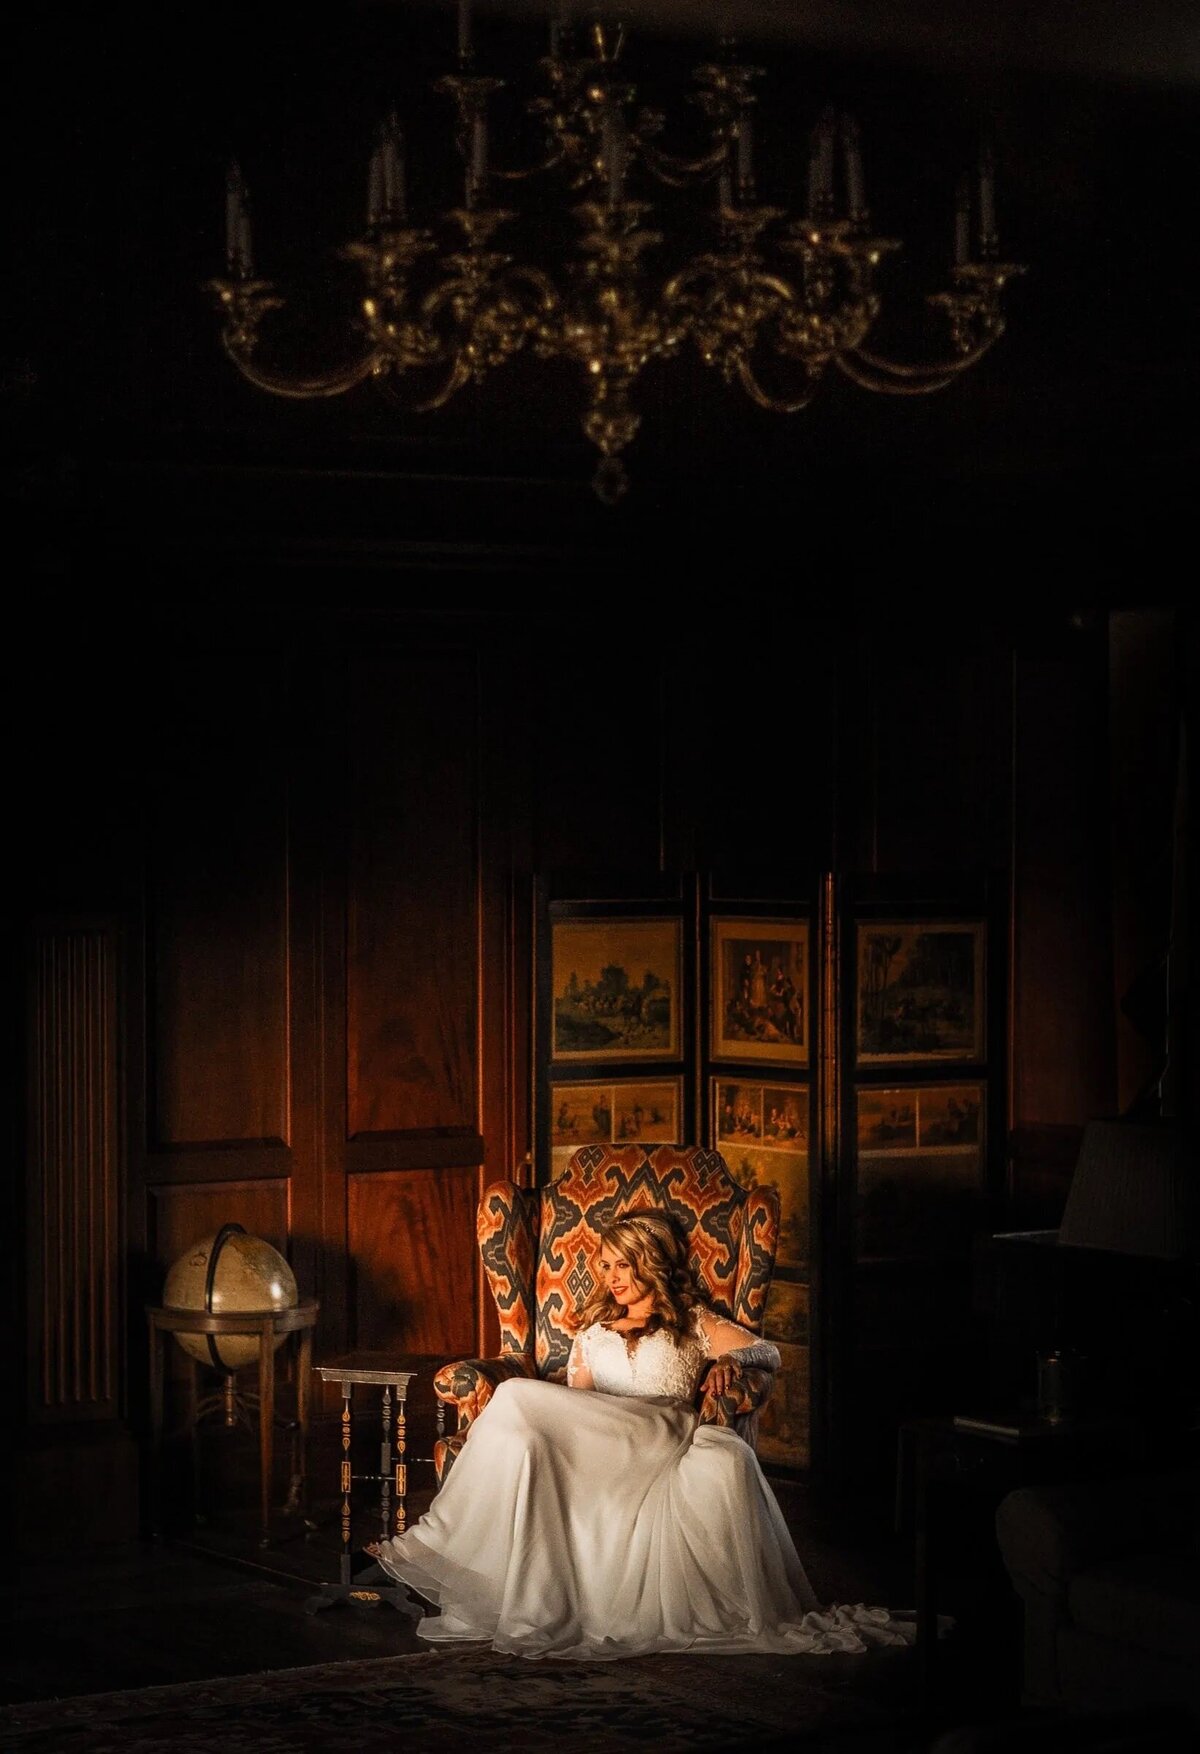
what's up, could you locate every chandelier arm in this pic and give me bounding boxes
[492,148,565,182]
[221,341,384,399]
[850,340,994,380]
[836,354,962,397]
[409,357,474,412]
[506,265,560,311]
[638,137,729,189]
[735,355,816,415]
[420,278,477,323]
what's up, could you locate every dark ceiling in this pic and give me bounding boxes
[7,2,1199,591]
[498,0,1200,86]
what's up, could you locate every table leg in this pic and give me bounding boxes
[258,1320,275,1547]
[396,1384,408,1535]
[914,1431,936,1705]
[894,1424,910,1537]
[339,1382,353,1588]
[296,1326,312,1521]
[187,1358,202,1524]
[380,1385,393,1548]
[148,1317,165,1540]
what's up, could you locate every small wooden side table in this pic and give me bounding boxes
[146,1301,318,1546]
[305,1351,446,1615]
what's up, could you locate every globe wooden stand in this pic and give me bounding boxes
[147,1301,319,1546]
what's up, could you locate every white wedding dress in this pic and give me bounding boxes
[374,1304,914,1660]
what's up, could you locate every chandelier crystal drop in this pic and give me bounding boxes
[210,5,1026,503]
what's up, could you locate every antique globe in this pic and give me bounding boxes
[163,1222,298,1369]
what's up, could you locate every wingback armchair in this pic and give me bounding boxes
[432,1143,781,1484]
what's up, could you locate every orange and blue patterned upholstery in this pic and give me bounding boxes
[477,1180,538,1356]
[433,1143,780,1483]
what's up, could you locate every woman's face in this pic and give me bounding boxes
[598,1244,642,1307]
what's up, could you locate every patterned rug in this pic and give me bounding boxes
[0,1643,912,1752]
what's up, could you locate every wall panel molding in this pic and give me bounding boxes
[27,922,121,1424]
[145,1178,292,1269]
[140,1145,295,1185]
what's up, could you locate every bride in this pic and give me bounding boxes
[369,1208,914,1660]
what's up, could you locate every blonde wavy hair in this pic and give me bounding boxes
[571,1210,702,1346]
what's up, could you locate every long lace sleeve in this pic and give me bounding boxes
[567,1328,594,1388]
[695,1306,781,1372]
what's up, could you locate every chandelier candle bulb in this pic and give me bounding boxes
[806,130,821,216]
[979,149,997,249]
[954,174,971,265]
[224,162,244,267]
[470,110,489,195]
[807,111,836,217]
[736,112,754,198]
[367,149,383,226]
[381,119,405,221]
[603,109,626,208]
[457,1,472,61]
[818,110,836,206]
[844,118,865,218]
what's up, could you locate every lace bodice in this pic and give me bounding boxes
[567,1305,752,1401]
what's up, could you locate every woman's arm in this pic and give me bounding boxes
[566,1331,595,1391]
[695,1307,781,1396]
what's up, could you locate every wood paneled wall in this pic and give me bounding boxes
[1009,624,1116,1226]
[147,667,291,1151]
[344,652,479,1140]
[14,601,1138,1531]
[132,657,301,1272]
[125,633,514,1420]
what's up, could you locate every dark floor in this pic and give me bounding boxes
[1,1470,1019,1744]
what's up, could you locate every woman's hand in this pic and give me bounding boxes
[703,1355,744,1398]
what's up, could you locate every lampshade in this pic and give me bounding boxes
[1058,1119,1192,1259]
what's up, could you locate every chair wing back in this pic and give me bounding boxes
[732,1183,780,1331]
[477,1180,539,1356]
[532,1143,780,1379]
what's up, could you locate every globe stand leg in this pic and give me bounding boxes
[295,1325,313,1526]
[187,1360,203,1524]
[258,1320,275,1547]
[147,1318,166,1541]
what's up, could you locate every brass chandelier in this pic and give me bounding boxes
[211,5,1025,502]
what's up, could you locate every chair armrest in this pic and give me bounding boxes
[996,1470,1200,1607]
[433,1430,469,1487]
[698,1364,774,1428]
[434,1354,536,1429]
